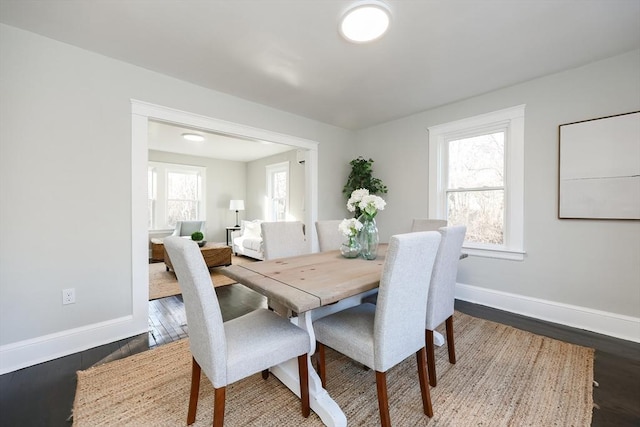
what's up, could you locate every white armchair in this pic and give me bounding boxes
[232,220,264,260]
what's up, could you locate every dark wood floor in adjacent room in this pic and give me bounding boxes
[1,286,638,426]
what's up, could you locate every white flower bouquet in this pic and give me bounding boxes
[347,188,386,220]
[339,218,363,237]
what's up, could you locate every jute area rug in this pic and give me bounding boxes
[73,311,593,426]
[148,256,253,300]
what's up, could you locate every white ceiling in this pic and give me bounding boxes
[147,120,293,162]
[1,0,639,158]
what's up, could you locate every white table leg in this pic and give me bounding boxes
[268,291,377,427]
[268,311,345,427]
[433,331,445,346]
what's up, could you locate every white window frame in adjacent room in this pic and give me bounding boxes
[148,161,206,231]
[265,161,290,222]
[428,105,525,260]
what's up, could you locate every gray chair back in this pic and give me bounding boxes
[163,236,227,386]
[374,231,441,371]
[425,226,467,330]
[315,220,344,252]
[261,221,308,260]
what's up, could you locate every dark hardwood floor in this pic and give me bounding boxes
[1,287,638,426]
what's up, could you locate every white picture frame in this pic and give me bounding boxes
[558,111,640,220]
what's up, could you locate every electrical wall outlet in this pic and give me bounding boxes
[62,288,76,305]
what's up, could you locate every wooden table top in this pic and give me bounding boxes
[222,244,388,313]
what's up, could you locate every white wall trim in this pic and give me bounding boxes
[428,105,526,258]
[0,316,145,375]
[131,99,319,252]
[456,282,640,343]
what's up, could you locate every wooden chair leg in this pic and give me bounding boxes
[262,369,269,379]
[317,342,327,388]
[213,386,226,427]
[446,315,456,364]
[375,371,391,427]
[298,354,310,418]
[425,329,437,387]
[187,357,201,425]
[416,348,434,417]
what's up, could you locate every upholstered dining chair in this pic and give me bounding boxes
[261,221,308,260]
[261,221,310,316]
[424,225,466,387]
[313,231,441,427]
[315,220,344,252]
[411,218,447,232]
[172,220,206,238]
[163,236,311,427]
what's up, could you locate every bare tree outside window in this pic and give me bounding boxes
[147,161,206,231]
[429,105,525,259]
[447,132,505,244]
[266,162,289,222]
[272,170,288,221]
[167,171,200,227]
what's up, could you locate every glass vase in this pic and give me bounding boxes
[358,215,379,260]
[340,236,361,258]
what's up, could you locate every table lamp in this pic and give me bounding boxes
[229,200,245,227]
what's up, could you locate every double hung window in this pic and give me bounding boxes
[266,162,289,222]
[148,161,206,230]
[428,105,525,260]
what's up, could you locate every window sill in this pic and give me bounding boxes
[462,246,525,261]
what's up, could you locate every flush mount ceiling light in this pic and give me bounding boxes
[340,0,391,43]
[181,133,205,142]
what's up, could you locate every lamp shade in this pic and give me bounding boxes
[229,200,245,211]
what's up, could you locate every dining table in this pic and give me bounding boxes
[221,244,457,426]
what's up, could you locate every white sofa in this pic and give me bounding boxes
[232,220,265,260]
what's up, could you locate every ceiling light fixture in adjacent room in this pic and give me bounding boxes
[182,133,205,142]
[340,0,391,43]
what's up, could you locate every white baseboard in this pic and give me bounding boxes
[0,316,148,375]
[456,282,640,343]
[3,284,637,375]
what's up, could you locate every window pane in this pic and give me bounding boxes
[274,198,286,221]
[147,169,155,229]
[167,201,198,227]
[168,172,198,199]
[448,190,504,244]
[147,169,154,197]
[273,171,287,199]
[448,132,504,189]
[148,199,154,228]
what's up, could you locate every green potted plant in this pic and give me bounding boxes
[191,231,205,247]
[343,157,388,217]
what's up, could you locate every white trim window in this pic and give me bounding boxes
[148,161,206,230]
[428,105,525,260]
[266,161,289,222]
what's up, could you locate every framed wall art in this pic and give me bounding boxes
[558,111,640,220]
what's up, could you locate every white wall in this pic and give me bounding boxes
[356,50,640,340]
[4,20,634,373]
[245,149,306,222]
[0,24,354,372]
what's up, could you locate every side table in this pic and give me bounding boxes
[226,226,241,246]
[150,238,165,261]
